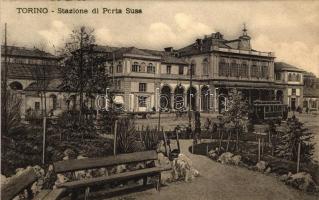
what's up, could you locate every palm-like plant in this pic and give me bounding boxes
[116,117,139,153]
[141,126,160,151]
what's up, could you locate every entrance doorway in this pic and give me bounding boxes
[201,86,210,111]
[291,97,296,111]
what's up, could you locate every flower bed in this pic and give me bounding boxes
[191,142,319,195]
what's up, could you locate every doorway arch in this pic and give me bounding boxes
[187,86,197,111]
[174,85,185,110]
[160,85,172,110]
[201,86,210,111]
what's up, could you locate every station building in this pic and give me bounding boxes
[2,27,319,118]
[105,28,280,113]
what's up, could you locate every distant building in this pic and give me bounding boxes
[274,62,305,111]
[1,46,63,119]
[303,72,319,111]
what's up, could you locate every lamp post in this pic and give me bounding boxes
[189,63,193,128]
[189,62,194,153]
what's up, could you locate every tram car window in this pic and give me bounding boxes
[251,100,287,124]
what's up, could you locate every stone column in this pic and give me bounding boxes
[198,86,202,112]
[214,88,218,112]
[170,93,174,110]
[20,91,26,120]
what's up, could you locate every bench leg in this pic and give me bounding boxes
[156,174,161,191]
[143,177,147,186]
[84,187,90,200]
[71,191,78,200]
[27,186,34,200]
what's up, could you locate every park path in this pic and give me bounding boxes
[111,140,317,200]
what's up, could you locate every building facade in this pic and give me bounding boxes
[2,27,318,118]
[105,28,282,113]
[303,72,319,111]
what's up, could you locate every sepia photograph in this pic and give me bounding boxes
[1,0,319,199]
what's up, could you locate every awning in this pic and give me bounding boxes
[114,95,124,104]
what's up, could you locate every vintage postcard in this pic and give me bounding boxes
[1,0,319,200]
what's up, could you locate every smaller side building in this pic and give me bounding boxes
[303,72,319,111]
[274,62,304,111]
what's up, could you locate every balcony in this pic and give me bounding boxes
[217,47,274,57]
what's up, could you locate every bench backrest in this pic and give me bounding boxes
[1,168,38,200]
[53,150,158,173]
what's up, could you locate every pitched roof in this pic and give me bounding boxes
[109,47,161,60]
[1,45,57,59]
[91,45,119,53]
[274,62,305,72]
[141,49,187,65]
[177,35,232,56]
[3,63,61,79]
[24,79,62,92]
[304,88,319,98]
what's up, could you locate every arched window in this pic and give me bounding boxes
[140,62,146,72]
[116,61,122,73]
[219,58,229,77]
[132,62,139,72]
[9,81,23,90]
[230,60,239,77]
[50,94,58,110]
[147,63,155,73]
[202,58,209,75]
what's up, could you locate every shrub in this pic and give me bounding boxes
[275,116,315,163]
[116,117,140,153]
[141,126,160,151]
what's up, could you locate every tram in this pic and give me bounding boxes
[250,100,288,124]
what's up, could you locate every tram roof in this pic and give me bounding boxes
[253,100,286,105]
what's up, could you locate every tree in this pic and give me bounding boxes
[59,26,110,121]
[220,89,249,151]
[275,116,315,163]
[221,89,249,126]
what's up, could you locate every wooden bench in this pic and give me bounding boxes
[53,150,171,199]
[1,168,66,200]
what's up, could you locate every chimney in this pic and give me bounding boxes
[164,47,174,52]
[196,38,203,45]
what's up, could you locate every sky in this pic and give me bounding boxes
[1,0,319,76]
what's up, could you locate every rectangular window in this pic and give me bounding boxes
[147,64,155,73]
[230,61,239,77]
[116,63,122,73]
[275,73,281,80]
[116,80,121,89]
[167,65,171,74]
[109,65,113,74]
[311,100,317,109]
[219,60,229,77]
[292,88,296,95]
[251,64,259,78]
[261,65,268,79]
[239,63,248,77]
[179,65,184,75]
[35,102,40,110]
[132,62,139,72]
[138,96,147,107]
[139,83,147,92]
